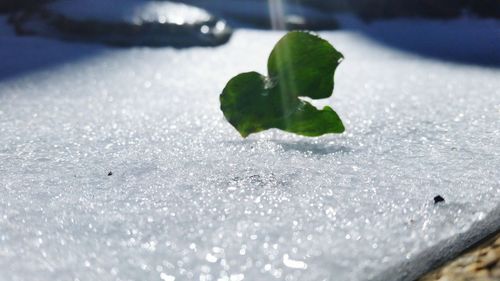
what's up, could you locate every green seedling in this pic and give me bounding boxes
[220,31,345,137]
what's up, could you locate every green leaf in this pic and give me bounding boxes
[268,31,344,99]
[280,102,345,137]
[220,31,345,138]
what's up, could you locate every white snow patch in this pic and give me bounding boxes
[0,20,499,281]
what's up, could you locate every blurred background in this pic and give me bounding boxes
[0,0,499,81]
[2,0,500,20]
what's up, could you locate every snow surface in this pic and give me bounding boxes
[0,18,499,281]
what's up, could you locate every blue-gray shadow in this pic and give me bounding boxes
[224,139,352,156]
[273,140,352,155]
[0,33,106,82]
[336,15,500,67]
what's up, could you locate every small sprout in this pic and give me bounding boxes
[434,195,445,204]
[220,31,345,137]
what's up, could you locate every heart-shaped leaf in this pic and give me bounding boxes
[220,31,344,138]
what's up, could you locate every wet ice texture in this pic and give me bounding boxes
[0,23,499,281]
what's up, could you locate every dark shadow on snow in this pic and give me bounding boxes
[273,140,352,155]
[342,16,500,68]
[0,33,105,83]
[224,138,352,156]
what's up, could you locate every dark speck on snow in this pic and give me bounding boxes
[434,195,445,204]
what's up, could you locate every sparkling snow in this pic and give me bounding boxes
[0,17,499,281]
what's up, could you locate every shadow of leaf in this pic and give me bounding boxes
[273,140,351,155]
